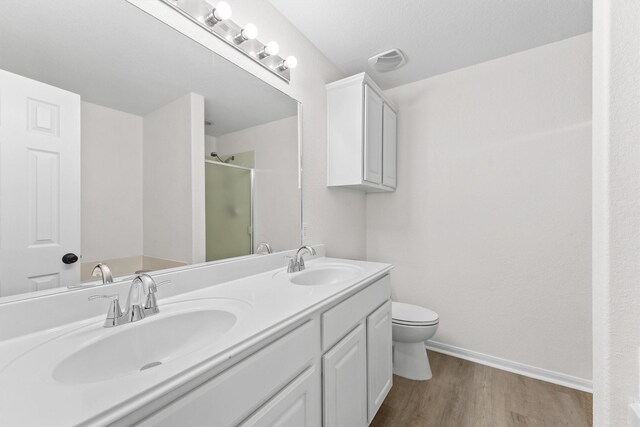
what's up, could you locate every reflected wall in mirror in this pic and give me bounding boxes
[0,0,301,300]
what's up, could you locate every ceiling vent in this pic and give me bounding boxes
[368,49,407,73]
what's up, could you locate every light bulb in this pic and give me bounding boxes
[265,41,279,56]
[277,55,298,71]
[258,41,280,59]
[243,23,258,40]
[234,23,258,44]
[214,1,232,20]
[284,55,297,69]
[205,1,232,26]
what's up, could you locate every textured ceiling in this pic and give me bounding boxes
[269,0,592,89]
[0,0,297,136]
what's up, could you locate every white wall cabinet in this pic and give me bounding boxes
[135,275,392,427]
[327,73,398,192]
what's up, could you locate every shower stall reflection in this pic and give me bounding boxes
[205,156,254,261]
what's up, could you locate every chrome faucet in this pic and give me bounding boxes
[256,242,273,255]
[124,273,157,322]
[66,262,114,289]
[92,263,114,284]
[287,246,317,273]
[89,274,170,328]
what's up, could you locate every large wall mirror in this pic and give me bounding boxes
[0,0,301,300]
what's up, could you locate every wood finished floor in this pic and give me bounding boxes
[371,351,592,427]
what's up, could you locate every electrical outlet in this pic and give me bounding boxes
[302,222,309,243]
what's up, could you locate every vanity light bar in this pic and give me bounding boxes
[161,0,297,83]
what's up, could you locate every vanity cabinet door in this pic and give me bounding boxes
[382,103,397,189]
[323,323,367,427]
[241,366,320,427]
[363,84,384,185]
[367,300,393,422]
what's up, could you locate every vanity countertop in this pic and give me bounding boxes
[0,256,392,426]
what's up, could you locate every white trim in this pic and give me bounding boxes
[204,159,253,171]
[425,340,592,393]
[629,404,640,427]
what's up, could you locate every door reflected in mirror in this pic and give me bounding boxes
[0,0,301,300]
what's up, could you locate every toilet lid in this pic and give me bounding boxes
[392,302,439,325]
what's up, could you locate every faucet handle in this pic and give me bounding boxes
[144,279,171,314]
[89,294,123,326]
[286,256,299,273]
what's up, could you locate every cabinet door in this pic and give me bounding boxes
[382,104,397,188]
[323,323,368,427]
[363,84,383,185]
[367,300,393,422]
[241,366,320,427]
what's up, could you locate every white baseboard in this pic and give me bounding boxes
[425,341,592,393]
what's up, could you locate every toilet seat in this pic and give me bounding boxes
[393,319,439,327]
[392,302,439,326]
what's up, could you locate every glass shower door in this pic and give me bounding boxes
[205,161,253,261]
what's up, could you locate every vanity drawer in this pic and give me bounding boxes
[138,319,319,427]
[322,274,390,351]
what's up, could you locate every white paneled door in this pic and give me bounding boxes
[0,69,81,296]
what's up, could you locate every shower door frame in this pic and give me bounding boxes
[204,159,255,256]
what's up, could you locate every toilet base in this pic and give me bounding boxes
[393,341,432,381]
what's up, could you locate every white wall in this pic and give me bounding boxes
[592,1,640,424]
[205,135,217,158]
[367,34,592,385]
[216,116,300,251]
[126,0,366,260]
[143,93,205,264]
[81,101,143,262]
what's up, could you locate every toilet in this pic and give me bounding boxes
[391,302,439,380]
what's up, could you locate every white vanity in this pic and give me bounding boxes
[0,246,393,426]
[0,3,393,426]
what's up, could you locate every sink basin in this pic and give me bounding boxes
[53,306,237,384]
[289,264,363,286]
[0,298,248,386]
